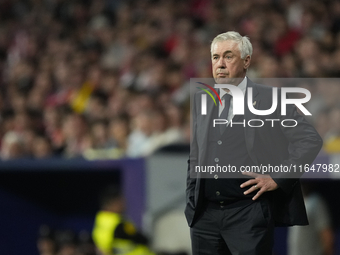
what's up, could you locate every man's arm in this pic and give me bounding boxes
[186,94,198,208]
[272,99,323,194]
[242,88,323,198]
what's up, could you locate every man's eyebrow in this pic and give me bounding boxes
[212,50,233,57]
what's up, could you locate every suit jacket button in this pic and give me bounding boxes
[216,191,220,196]
[214,175,218,179]
[215,158,219,162]
[217,140,222,145]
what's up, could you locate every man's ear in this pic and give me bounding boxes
[244,55,251,69]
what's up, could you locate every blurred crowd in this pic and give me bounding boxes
[37,225,96,255]
[1,0,340,160]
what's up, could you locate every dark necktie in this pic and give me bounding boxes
[219,93,232,134]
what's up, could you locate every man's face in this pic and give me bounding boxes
[211,40,250,85]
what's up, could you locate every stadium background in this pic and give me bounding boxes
[0,0,340,254]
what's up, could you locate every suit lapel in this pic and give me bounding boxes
[196,89,219,205]
[195,88,218,179]
[200,88,219,140]
[244,78,260,165]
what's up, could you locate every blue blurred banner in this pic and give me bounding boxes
[0,158,146,255]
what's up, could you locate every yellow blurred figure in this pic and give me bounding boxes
[92,186,154,255]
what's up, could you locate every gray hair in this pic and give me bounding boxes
[211,31,253,59]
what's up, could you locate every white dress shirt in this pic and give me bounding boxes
[218,77,247,125]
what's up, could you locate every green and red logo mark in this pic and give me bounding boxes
[196,82,222,106]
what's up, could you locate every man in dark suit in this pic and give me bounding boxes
[185,31,323,255]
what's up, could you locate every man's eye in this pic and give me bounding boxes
[213,56,218,60]
[226,56,232,59]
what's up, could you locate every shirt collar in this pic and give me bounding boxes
[218,76,247,98]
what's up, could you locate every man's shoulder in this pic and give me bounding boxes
[247,79,276,90]
[193,90,205,103]
[247,78,281,97]
[193,88,218,101]
[195,89,206,95]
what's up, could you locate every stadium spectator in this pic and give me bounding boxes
[0,0,339,160]
[324,107,340,153]
[92,185,154,255]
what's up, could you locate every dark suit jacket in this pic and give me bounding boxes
[185,78,323,227]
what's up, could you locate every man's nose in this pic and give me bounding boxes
[217,57,226,68]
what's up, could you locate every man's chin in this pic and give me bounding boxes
[214,77,243,85]
[214,77,233,84]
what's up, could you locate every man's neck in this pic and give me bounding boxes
[221,76,246,92]
[216,77,245,87]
